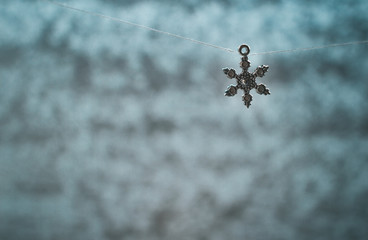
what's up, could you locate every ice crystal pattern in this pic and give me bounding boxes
[223,44,270,108]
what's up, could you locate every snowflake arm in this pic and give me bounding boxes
[253,65,269,78]
[255,83,271,95]
[224,85,238,96]
[223,68,238,79]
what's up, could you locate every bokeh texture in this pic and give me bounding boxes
[1,0,368,239]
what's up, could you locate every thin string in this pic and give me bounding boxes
[42,0,368,56]
[250,40,368,56]
[41,0,235,53]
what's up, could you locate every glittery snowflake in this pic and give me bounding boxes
[223,44,270,108]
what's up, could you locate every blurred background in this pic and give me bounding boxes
[1,0,368,239]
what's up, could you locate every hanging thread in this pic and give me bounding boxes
[41,0,234,53]
[249,40,368,56]
[42,0,368,56]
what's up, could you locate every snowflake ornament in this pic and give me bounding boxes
[223,44,270,108]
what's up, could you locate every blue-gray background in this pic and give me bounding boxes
[1,0,368,239]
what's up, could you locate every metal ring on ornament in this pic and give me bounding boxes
[238,44,250,56]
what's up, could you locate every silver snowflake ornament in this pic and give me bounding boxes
[223,44,270,108]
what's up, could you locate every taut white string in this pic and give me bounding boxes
[249,40,368,56]
[42,0,235,53]
[42,0,368,56]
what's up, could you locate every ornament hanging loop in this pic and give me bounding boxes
[239,44,250,56]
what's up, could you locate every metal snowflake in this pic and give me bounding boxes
[223,44,270,108]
